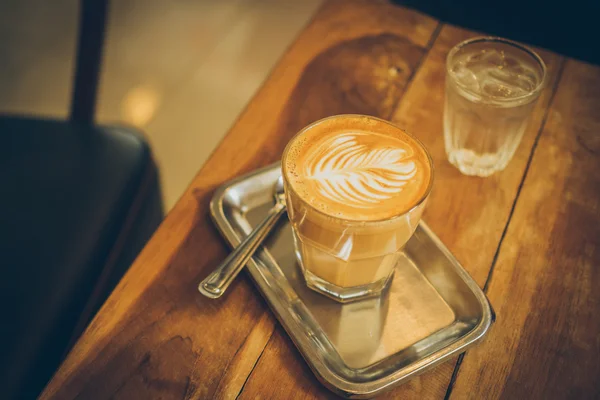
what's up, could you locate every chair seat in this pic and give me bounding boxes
[0,116,163,399]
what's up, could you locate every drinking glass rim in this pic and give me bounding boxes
[446,36,548,104]
[281,114,434,225]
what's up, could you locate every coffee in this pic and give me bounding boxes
[284,116,431,220]
[282,115,433,302]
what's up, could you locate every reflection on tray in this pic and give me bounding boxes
[211,163,493,398]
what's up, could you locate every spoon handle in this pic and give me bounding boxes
[199,202,286,299]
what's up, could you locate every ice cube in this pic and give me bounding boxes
[487,63,537,95]
[452,62,481,92]
[478,49,505,67]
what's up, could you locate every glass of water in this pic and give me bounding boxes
[444,37,547,177]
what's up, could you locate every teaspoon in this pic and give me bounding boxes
[198,176,286,299]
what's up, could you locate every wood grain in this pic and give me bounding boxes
[236,24,564,400]
[448,59,600,400]
[41,1,438,399]
[239,332,458,400]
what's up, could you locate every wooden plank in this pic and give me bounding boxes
[40,1,438,398]
[448,59,600,400]
[237,24,564,399]
[239,332,458,400]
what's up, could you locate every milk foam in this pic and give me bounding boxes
[304,133,417,208]
[283,115,431,221]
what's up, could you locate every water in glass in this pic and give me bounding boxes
[444,38,546,176]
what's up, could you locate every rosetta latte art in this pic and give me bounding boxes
[305,133,417,208]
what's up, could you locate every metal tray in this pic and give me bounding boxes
[210,163,494,398]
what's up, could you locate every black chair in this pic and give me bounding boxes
[0,1,164,398]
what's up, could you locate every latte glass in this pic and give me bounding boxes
[281,115,433,303]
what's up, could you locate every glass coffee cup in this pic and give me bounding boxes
[281,115,433,303]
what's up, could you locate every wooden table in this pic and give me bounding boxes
[42,1,600,398]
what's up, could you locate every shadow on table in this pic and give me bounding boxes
[393,0,600,65]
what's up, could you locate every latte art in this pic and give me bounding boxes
[305,134,417,208]
[283,115,431,221]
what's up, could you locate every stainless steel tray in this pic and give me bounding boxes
[209,163,494,398]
